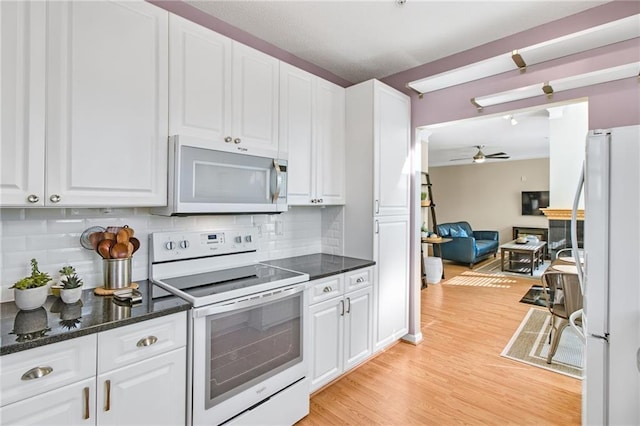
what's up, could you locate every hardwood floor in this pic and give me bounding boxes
[298,260,582,425]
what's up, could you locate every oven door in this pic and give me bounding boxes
[191,285,307,425]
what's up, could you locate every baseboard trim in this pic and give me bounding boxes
[401,332,424,345]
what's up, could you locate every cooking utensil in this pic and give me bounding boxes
[102,232,116,241]
[110,242,129,259]
[88,232,104,250]
[126,242,134,258]
[79,226,106,250]
[116,229,129,244]
[98,239,114,259]
[129,237,140,253]
[122,225,134,238]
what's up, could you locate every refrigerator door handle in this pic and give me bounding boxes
[571,161,585,293]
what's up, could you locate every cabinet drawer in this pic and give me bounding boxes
[309,274,344,305]
[97,312,187,373]
[345,266,373,292]
[0,334,97,407]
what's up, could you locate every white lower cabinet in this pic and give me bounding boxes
[0,312,187,425]
[308,267,373,393]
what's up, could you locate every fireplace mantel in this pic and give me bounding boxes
[541,208,584,220]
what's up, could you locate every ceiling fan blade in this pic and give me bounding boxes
[488,156,511,159]
[449,157,472,161]
[485,152,508,157]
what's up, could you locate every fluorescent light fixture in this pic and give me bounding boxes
[470,62,639,110]
[407,14,639,97]
[514,15,640,69]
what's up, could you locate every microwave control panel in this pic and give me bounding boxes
[149,227,258,263]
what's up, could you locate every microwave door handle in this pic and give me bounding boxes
[272,160,282,202]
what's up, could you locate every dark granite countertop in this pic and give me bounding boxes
[263,253,375,280]
[0,280,190,356]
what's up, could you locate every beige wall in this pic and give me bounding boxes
[426,158,549,244]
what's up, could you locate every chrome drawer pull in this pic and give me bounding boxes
[136,336,158,347]
[323,286,332,293]
[356,277,365,283]
[105,380,111,411]
[83,387,90,419]
[21,366,53,381]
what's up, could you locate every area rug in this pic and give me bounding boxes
[474,256,550,280]
[501,308,583,379]
[519,284,548,307]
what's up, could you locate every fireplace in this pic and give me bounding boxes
[541,208,584,260]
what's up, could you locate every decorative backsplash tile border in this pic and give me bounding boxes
[0,206,344,302]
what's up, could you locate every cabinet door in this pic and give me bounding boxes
[169,14,232,144]
[343,286,372,371]
[280,63,314,204]
[316,79,346,205]
[373,215,409,352]
[232,42,280,158]
[97,348,186,426]
[0,1,46,206]
[308,297,344,393]
[374,82,411,216]
[0,378,95,425]
[46,1,168,206]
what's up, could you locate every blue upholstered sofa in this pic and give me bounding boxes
[435,221,499,267]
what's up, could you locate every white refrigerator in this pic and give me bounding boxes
[577,125,640,425]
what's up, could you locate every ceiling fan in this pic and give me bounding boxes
[450,145,510,163]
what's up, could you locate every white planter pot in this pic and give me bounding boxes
[60,287,83,304]
[14,285,49,311]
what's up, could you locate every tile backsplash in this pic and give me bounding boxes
[0,206,344,302]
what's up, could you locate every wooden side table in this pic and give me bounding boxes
[420,237,452,288]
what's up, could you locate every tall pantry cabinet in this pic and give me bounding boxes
[344,79,411,353]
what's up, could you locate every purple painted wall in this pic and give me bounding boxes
[148,0,352,87]
[381,1,640,130]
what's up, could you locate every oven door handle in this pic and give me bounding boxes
[193,285,306,318]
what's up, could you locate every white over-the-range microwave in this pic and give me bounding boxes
[152,136,288,216]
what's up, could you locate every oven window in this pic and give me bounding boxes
[204,292,302,408]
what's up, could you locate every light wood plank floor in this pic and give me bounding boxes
[297,259,581,425]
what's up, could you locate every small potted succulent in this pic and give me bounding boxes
[12,259,51,310]
[58,265,84,304]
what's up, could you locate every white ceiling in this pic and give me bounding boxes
[185,0,607,166]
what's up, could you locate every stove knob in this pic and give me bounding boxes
[179,240,189,249]
[245,235,252,243]
[235,236,242,244]
[165,241,176,250]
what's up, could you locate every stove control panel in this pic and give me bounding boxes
[149,227,259,263]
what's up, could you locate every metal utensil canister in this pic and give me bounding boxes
[102,258,131,289]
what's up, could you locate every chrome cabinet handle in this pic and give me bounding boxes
[356,277,365,283]
[136,335,158,347]
[104,380,111,411]
[224,136,232,143]
[21,366,53,381]
[339,300,344,316]
[83,387,90,419]
[27,194,39,203]
[318,198,323,204]
[375,220,379,234]
[323,286,332,293]
[233,138,241,144]
[346,297,351,314]
[49,194,61,203]
[375,200,379,214]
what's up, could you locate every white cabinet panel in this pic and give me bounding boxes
[343,286,373,371]
[373,215,410,352]
[169,13,231,142]
[308,297,344,391]
[0,378,95,425]
[46,0,168,206]
[281,63,345,206]
[0,1,46,206]
[374,83,411,217]
[97,348,186,426]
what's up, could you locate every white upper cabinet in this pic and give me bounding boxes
[374,82,411,216]
[0,1,46,206]
[169,15,280,159]
[1,0,169,207]
[280,63,345,205]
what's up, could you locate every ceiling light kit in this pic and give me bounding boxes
[450,145,511,164]
[406,14,640,99]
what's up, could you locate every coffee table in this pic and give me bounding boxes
[500,240,547,276]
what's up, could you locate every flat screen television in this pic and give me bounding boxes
[521,191,550,216]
